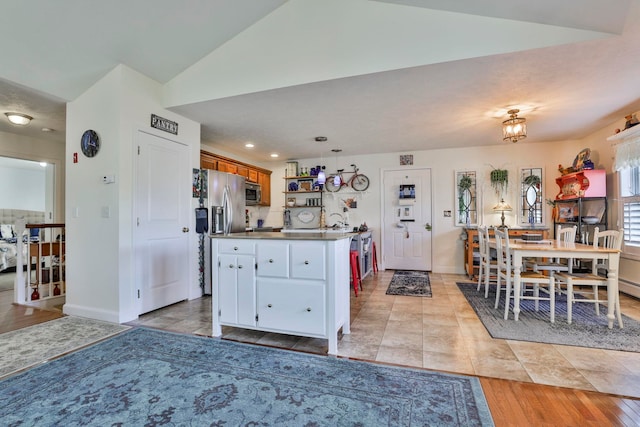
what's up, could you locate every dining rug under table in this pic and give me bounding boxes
[457,282,640,352]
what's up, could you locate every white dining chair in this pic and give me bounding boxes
[476,226,498,298]
[494,227,556,322]
[528,225,577,281]
[555,228,624,326]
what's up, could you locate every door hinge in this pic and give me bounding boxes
[137,289,140,299]
[255,263,258,270]
[137,146,140,155]
[218,260,221,268]
[255,314,259,322]
[136,217,140,227]
[218,309,221,317]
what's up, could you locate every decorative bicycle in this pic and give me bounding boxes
[325,164,370,192]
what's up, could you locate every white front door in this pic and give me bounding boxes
[382,168,432,270]
[135,130,190,314]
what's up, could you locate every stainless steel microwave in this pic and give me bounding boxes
[245,182,261,205]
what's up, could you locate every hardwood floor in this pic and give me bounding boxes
[3,280,640,426]
[0,289,63,334]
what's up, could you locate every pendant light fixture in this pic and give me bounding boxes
[315,136,327,185]
[502,109,527,143]
[331,149,342,186]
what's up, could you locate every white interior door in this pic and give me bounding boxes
[382,168,432,271]
[136,130,190,314]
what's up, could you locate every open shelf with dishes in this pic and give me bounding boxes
[284,173,325,228]
[554,197,607,244]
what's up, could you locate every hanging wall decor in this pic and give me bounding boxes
[455,171,478,227]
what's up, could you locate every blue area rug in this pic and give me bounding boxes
[0,328,493,426]
[386,270,432,297]
[457,282,640,352]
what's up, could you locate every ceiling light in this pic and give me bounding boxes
[245,142,254,148]
[270,153,279,158]
[502,109,526,143]
[41,127,54,132]
[39,162,47,167]
[5,112,33,126]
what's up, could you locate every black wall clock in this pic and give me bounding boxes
[80,129,100,157]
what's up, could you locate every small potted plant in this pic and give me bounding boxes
[523,174,541,187]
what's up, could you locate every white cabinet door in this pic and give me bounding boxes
[256,242,289,277]
[218,254,238,324]
[257,279,326,336]
[290,242,326,280]
[218,253,256,327]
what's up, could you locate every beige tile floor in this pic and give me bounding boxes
[128,270,640,399]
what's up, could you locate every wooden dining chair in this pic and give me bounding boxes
[555,228,624,326]
[476,225,498,298]
[494,227,556,322]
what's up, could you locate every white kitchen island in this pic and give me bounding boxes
[210,231,354,355]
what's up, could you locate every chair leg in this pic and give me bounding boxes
[549,278,555,323]
[567,278,574,324]
[477,261,483,292]
[615,293,624,328]
[484,267,491,298]
[494,275,501,309]
[593,285,600,316]
[503,280,512,320]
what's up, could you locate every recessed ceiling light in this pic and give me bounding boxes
[5,112,33,125]
[270,153,279,158]
[245,142,254,148]
[39,162,47,167]
[41,127,54,132]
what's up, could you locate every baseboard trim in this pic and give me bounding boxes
[62,303,123,324]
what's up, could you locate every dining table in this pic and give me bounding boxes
[493,238,622,329]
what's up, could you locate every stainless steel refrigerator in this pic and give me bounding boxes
[204,169,246,294]
[205,169,246,234]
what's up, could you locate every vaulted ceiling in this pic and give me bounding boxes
[1,0,639,162]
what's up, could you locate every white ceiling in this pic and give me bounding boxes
[1,0,639,163]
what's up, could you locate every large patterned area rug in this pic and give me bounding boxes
[0,316,130,379]
[0,328,494,426]
[457,282,640,352]
[386,270,432,297]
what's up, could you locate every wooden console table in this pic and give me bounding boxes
[463,227,549,279]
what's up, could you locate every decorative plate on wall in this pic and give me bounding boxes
[297,210,315,223]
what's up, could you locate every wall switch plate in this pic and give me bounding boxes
[101,206,111,218]
[102,174,116,184]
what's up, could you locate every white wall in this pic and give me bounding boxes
[65,65,200,323]
[0,131,65,221]
[0,160,45,211]
[258,137,601,274]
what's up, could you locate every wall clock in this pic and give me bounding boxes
[80,130,100,157]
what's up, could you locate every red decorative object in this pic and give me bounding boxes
[53,283,61,296]
[555,169,606,200]
[31,287,40,300]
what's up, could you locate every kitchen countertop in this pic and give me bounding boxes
[209,231,356,241]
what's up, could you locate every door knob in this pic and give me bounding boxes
[182,227,189,233]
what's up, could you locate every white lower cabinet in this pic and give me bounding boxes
[212,235,351,355]
[218,253,256,327]
[257,279,326,336]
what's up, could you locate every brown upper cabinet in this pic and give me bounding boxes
[200,150,271,206]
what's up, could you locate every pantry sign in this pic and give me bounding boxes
[150,114,178,135]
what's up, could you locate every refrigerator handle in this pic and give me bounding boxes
[223,185,232,235]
